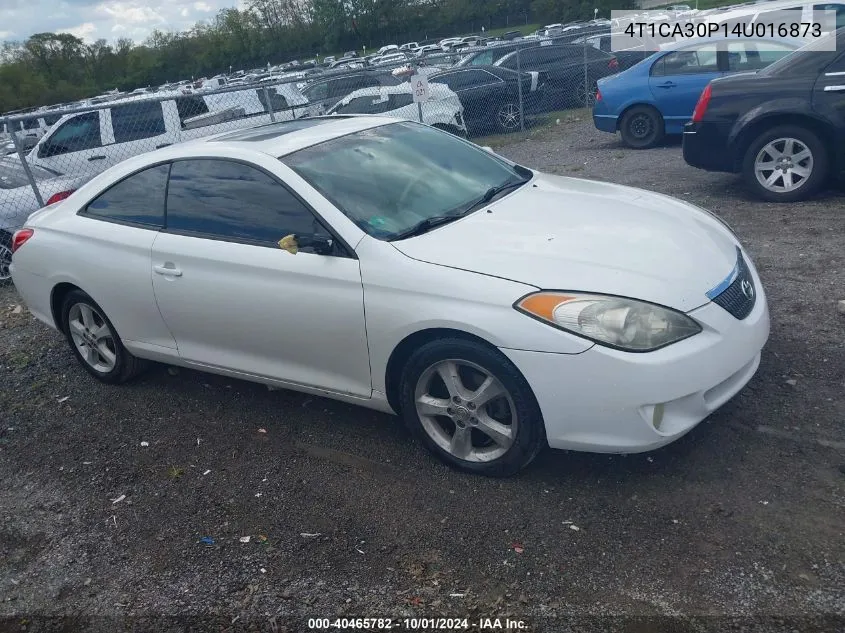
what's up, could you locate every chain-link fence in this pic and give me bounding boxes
[0,28,634,281]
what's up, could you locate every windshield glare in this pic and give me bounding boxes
[281,122,527,239]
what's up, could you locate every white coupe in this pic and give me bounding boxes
[10,116,770,476]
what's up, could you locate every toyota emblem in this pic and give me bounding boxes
[740,279,754,301]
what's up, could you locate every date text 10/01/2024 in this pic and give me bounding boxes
[307,618,529,630]
[622,21,823,39]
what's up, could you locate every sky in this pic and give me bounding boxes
[0,0,246,44]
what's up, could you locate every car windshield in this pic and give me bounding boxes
[281,121,530,240]
[0,157,59,189]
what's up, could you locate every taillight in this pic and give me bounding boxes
[11,229,33,254]
[595,89,602,102]
[46,190,74,206]
[692,84,712,123]
[608,57,619,71]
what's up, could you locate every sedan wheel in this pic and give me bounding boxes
[496,103,521,132]
[0,240,12,286]
[620,105,664,149]
[742,125,828,203]
[754,138,812,194]
[414,359,517,463]
[67,302,118,374]
[400,338,545,476]
[61,289,146,384]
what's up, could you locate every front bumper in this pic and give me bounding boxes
[501,256,770,453]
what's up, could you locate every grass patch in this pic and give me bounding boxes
[481,23,542,39]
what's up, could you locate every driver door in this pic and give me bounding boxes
[150,157,372,397]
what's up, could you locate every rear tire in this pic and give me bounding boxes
[494,101,522,133]
[60,289,146,384]
[620,105,664,149]
[399,338,545,477]
[741,125,828,202]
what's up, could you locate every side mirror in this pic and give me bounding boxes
[278,234,334,255]
[482,145,496,154]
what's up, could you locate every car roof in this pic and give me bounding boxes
[157,116,400,158]
[656,35,804,52]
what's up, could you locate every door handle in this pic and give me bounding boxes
[153,264,182,277]
[156,143,171,149]
[88,155,106,161]
[823,85,845,92]
[657,81,676,88]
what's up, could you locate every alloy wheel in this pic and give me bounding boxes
[414,359,518,463]
[754,137,813,193]
[497,103,521,131]
[0,243,11,283]
[67,302,117,373]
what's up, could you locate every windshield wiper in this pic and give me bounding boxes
[461,177,529,215]
[388,176,530,242]
[388,215,462,241]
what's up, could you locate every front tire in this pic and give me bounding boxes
[741,125,828,202]
[60,289,146,384]
[399,338,545,477]
[620,105,664,149]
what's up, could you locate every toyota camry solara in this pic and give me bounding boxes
[9,116,770,476]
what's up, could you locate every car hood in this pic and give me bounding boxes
[391,173,739,312]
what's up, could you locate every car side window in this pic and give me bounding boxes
[470,50,495,65]
[658,45,719,75]
[165,159,325,247]
[38,112,101,158]
[814,3,845,28]
[304,82,328,101]
[111,102,166,143]
[84,164,169,226]
[730,42,795,71]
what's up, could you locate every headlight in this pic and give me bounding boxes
[515,292,702,352]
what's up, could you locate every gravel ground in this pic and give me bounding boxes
[1,117,844,633]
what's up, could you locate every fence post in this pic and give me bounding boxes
[263,86,276,122]
[7,121,44,208]
[516,48,525,131]
[583,41,589,109]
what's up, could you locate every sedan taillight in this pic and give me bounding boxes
[692,84,712,123]
[608,57,619,71]
[596,89,602,102]
[46,190,75,206]
[11,229,33,254]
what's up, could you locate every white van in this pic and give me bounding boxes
[26,85,308,176]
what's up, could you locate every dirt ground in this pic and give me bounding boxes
[1,116,843,633]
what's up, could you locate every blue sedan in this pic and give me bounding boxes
[592,37,800,148]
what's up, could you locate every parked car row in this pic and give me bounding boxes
[592,28,845,202]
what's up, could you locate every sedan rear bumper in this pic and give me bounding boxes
[682,121,736,173]
[501,266,770,453]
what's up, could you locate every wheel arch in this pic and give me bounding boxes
[50,282,84,333]
[384,327,508,415]
[730,113,836,173]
